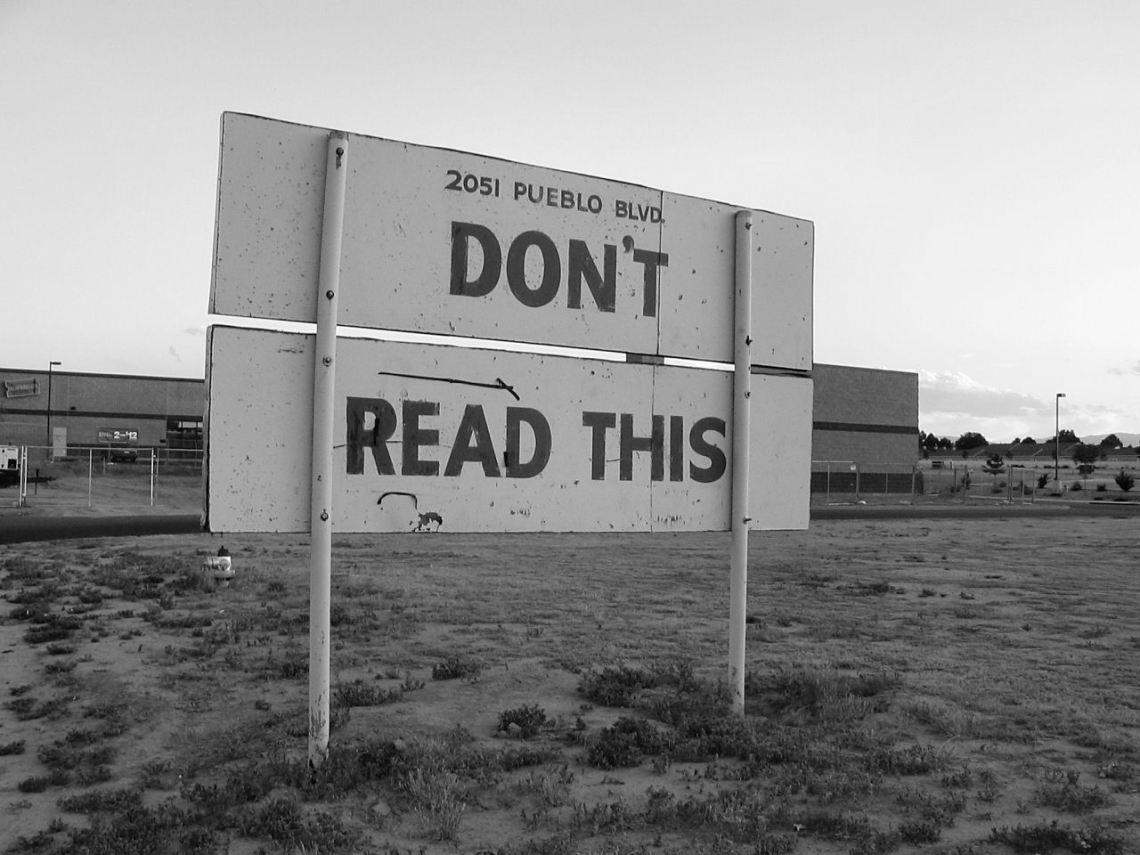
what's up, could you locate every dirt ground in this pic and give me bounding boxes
[2,505,1139,853]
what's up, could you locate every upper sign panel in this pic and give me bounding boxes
[211,113,812,368]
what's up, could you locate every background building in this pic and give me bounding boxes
[0,367,203,458]
[0,363,918,475]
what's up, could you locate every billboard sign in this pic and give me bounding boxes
[211,113,812,369]
[206,326,811,533]
[206,113,815,752]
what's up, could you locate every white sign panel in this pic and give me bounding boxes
[205,326,811,533]
[211,113,812,369]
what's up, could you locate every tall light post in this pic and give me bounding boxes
[1054,392,1066,486]
[46,361,61,453]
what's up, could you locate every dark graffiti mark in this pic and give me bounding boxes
[414,511,443,532]
[377,372,520,402]
[376,491,443,533]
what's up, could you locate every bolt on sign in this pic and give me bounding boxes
[207,113,814,534]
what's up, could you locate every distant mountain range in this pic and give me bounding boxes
[1081,432,1140,446]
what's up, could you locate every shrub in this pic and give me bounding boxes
[587,716,670,769]
[1115,470,1135,492]
[497,704,547,738]
[432,655,485,681]
[333,680,404,707]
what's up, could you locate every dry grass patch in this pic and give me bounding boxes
[2,518,1139,852]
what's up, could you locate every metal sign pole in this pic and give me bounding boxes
[728,211,753,715]
[18,447,27,508]
[308,132,348,769]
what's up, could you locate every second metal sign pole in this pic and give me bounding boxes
[728,210,753,715]
[309,132,348,769]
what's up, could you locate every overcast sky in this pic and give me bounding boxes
[2,0,1137,442]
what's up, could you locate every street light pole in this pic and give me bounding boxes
[1054,392,1066,487]
[46,361,61,454]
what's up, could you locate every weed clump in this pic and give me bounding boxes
[498,704,548,738]
[432,655,485,681]
[587,716,671,769]
[578,661,701,708]
[1036,768,1112,812]
[332,679,405,707]
[237,796,361,851]
[989,821,1124,854]
[866,743,954,775]
[0,739,26,756]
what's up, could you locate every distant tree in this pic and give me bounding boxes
[954,432,988,451]
[1020,436,1036,445]
[1057,429,1080,444]
[921,432,940,452]
[1011,437,1021,445]
[937,436,954,450]
[1099,433,1123,449]
[1072,444,1100,466]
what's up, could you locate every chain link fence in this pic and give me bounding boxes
[813,459,1139,503]
[2,445,202,514]
[812,460,1047,504]
[811,461,923,503]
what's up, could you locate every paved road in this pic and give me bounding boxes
[0,514,202,544]
[0,501,1136,544]
[811,500,1140,520]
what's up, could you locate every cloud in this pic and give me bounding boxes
[918,371,1047,420]
[184,326,206,337]
[168,346,182,363]
[1108,361,1140,376]
[918,371,1134,442]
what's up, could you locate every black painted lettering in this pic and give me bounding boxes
[402,400,439,476]
[506,230,560,308]
[689,416,726,483]
[619,413,664,481]
[345,396,397,475]
[450,222,501,297]
[506,407,551,478]
[444,405,500,477]
[567,240,616,313]
[632,248,668,318]
[669,415,684,481]
[581,411,616,481]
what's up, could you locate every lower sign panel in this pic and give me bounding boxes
[205,327,811,533]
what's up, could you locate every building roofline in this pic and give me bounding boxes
[1,366,204,385]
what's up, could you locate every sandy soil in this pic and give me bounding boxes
[2,509,1139,853]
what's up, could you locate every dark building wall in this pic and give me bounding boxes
[811,364,919,464]
[0,368,202,450]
